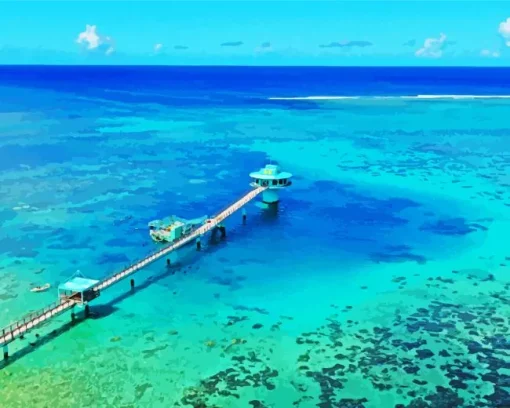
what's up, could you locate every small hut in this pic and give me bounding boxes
[58,271,100,304]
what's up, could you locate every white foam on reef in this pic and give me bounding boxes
[268,95,510,100]
[411,94,510,99]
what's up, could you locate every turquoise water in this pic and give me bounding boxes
[0,67,509,408]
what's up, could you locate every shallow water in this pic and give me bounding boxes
[0,67,509,408]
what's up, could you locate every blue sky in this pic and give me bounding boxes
[1,1,509,66]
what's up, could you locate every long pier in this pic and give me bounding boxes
[0,185,267,352]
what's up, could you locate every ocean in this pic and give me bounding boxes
[0,66,508,408]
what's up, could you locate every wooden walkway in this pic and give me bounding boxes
[0,186,266,348]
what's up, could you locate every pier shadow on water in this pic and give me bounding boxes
[0,316,87,369]
[90,260,191,318]
[0,217,260,368]
[0,262,186,369]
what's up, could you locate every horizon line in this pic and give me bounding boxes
[1,64,509,69]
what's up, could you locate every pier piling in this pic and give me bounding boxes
[130,278,135,290]
[219,226,226,238]
[0,178,282,351]
[242,208,247,223]
[166,259,171,267]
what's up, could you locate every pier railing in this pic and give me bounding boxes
[0,185,267,348]
[92,186,266,293]
[1,300,75,345]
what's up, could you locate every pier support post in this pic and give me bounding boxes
[166,259,171,267]
[219,226,226,238]
[262,189,279,205]
[84,304,90,318]
[130,278,135,290]
[3,344,8,360]
[242,208,247,224]
[71,311,76,322]
[196,236,201,251]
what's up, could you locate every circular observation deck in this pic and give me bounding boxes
[249,164,292,189]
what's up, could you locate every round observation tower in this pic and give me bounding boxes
[249,164,292,204]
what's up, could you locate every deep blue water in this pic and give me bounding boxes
[2,66,510,105]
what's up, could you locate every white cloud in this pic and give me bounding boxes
[480,49,500,58]
[77,25,100,49]
[498,18,510,46]
[76,25,115,55]
[154,43,163,52]
[415,33,447,58]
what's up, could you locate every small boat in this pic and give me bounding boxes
[30,283,51,293]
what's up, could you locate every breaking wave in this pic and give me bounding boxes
[268,95,510,101]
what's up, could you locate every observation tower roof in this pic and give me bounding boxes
[249,164,292,180]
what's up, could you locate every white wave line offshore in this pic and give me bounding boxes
[268,95,510,101]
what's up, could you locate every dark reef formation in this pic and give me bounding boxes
[178,266,509,408]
